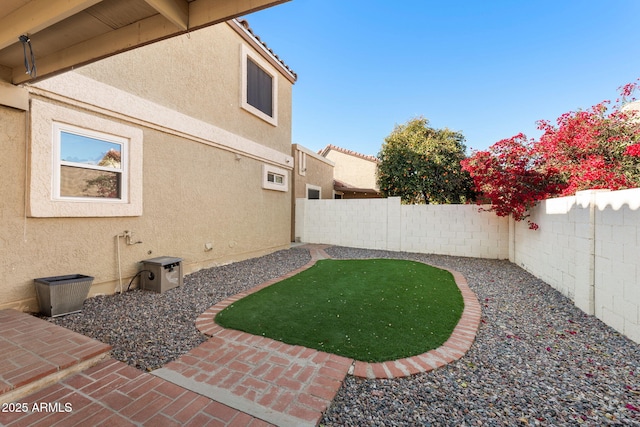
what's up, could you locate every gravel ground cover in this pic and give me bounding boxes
[47,247,311,371]
[321,246,640,426]
[46,245,640,425]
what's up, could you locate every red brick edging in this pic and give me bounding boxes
[196,245,481,379]
[351,264,481,379]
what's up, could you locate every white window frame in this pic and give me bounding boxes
[306,184,322,200]
[267,171,284,184]
[52,122,129,202]
[241,45,278,126]
[29,99,143,217]
[262,164,288,192]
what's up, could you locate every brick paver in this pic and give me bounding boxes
[0,244,480,426]
[0,309,111,404]
[157,244,351,427]
[0,359,271,427]
[196,245,480,383]
[351,263,482,379]
[154,333,351,426]
[200,245,480,382]
[178,244,480,424]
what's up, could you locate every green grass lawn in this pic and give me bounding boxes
[215,259,463,362]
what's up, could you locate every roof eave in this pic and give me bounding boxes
[227,18,297,84]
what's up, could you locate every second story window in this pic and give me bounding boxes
[247,57,273,117]
[241,46,278,126]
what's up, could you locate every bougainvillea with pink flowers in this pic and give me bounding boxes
[462,80,640,228]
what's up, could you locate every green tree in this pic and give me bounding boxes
[377,117,474,204]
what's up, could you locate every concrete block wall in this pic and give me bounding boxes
[295,197,509,259]
[401,204,509,258]
[295,188,640,343]
[512,189,640,343]
[593,189,640,342]
[512,194,586,303]
[295,197,397,251]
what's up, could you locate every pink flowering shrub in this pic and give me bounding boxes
[462,80,640,228]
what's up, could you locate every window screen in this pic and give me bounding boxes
[308,189,320,200]
[56,126,125,200]
[247,58,273,117]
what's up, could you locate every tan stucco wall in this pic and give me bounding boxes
[324,150,379,190]
[74,22,292,155]
[292,145,335,200]
[290,145,334,240]
[0,20,294,312]
[0,102,291,312]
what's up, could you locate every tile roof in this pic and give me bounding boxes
[319,144,379,163]
[333,179,380,194]
[232,18,297,83]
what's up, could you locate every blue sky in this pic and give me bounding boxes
[243,0,640,157]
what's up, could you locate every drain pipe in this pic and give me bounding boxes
[115,230,144,294]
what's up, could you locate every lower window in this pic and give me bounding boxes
[306,184,321,199]
[54,123,127,200]
[262,164,288,192]
[29,99,143,217]
[267,171,284,185]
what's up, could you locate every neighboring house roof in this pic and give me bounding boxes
[318,144,379,163]
[319,144,380,195]
[333,179,379,195]
[231,19,297,83]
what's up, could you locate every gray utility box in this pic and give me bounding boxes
[34,274,94,317]
[141,256,183,293]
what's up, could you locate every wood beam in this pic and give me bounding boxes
[0,80,28,110]
[12,13,177,84]
[0,0,103,51]
[143,0,189,31]
[189,0,289,30]
[0,64,11,84]
[11,0,291,84]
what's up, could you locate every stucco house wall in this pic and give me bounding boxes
[290,144,334,240]
[73,21,294,154]
[0,20,295,312]
[291,144,335,200]
[321,145,379,191]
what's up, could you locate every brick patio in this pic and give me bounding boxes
[0,357,272,426]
